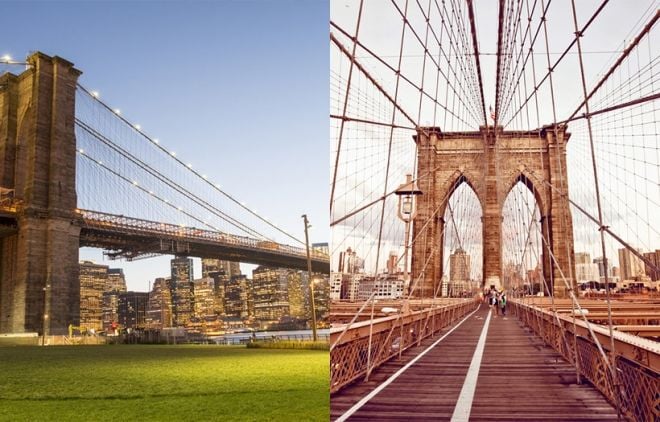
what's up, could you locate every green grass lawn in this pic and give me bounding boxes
[0,345,328,421]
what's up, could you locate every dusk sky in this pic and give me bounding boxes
[1,1,329,291]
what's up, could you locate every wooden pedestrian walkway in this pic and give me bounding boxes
[331,305,618,421]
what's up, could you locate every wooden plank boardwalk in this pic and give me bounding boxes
[331,305,618,421]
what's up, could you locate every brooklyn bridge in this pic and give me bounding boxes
[330,1,659,420]
[0,52,329,336]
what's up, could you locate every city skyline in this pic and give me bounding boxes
[78,257,328,333]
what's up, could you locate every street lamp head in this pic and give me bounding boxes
[395,174,422,222]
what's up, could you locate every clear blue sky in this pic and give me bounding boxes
[1,1,329,291]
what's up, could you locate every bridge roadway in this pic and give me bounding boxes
[331,305,617,421]
[0,206,330,272]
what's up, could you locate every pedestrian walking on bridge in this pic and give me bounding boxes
[499,291,507,316]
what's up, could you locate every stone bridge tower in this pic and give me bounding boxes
[0,53,81,334]
[411,126,576,298]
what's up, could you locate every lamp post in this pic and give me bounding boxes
[302,214,317,342]
[394,174,422,297]
[42,282,51,346]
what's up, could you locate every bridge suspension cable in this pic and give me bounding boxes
[74,84,306,246]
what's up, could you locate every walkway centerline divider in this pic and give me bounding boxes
[450,309,492,422]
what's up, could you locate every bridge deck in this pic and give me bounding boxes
[331,305,617,421]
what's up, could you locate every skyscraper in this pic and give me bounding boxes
[107,268,127,293]
[593,257,609,278]
[252,266,289,325]
[79,261,108,331]
[201,258,241,279]
[310,274,330,324]
[118,292,149,329]
[193,277,220,317]
[338,247,364,274]
[618,248,645,281]
[170,257,194,326]
[450,248,470,283]
[225,274,250,319]
[643,250,660,281]
[574,252,591,265]
[102,292,121,331]
[287,271,306,318]
[146,277,172,329]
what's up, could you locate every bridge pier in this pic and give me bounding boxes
[0,53,81,335]
[411,126,576,298]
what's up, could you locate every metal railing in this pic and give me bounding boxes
[330,298,479,393]
[511,299,659,422]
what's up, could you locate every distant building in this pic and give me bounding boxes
[193,277,219,317]
[171,257,194,326]
[502,262,523,291]
[106,268,127,293]
[574,252,591,266]
[146,278,172,329]
[450,248,470,282]
[576,262,600,282]
[449,248,471,295]
[79,261,108,331]
[337,247,364,274]
[252,266,289,325]
[618,248,645,281]
[308,273,330,324]
[386,251,399,274]
[643,250,660,281]
[357,275,404,300]
[118,292,149,329]
[593,257,610,278]
[201,258,241,279]
[225,274,250,319]
[341,273,362,300]
[102,292,121,332]
[330,272,342,300]
[612,266,620,278]
[287,271,306,318]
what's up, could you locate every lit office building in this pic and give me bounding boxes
[308,273,330,323]
[194,277,220,317]
[146,278,172,329]
[287,271,306,318]
[118,292,149,329]
[225,274,250,319]
[102,291,121,332]
[252,266,289,325]
[79,261,108,331]
[171,257,194,326]
[106,268,127,293]
[201,258,241,278]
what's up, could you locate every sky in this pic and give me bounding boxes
[1,0,329,291]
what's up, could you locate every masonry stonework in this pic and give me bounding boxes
[411,126,576,298]
[0,53,81,334]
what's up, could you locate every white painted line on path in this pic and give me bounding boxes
[335,305,482,422]
[450,309,492,422]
